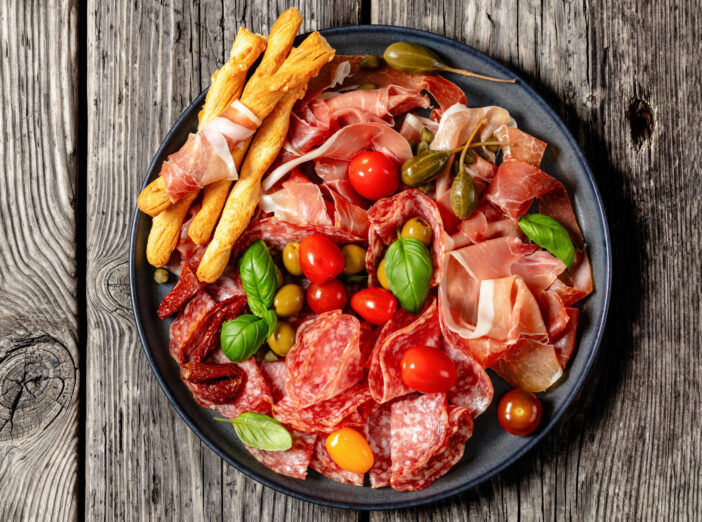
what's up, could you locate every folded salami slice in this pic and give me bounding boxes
[272,383,371,433]
[441,337,493,418]
[245,430,317,480]
[366,189,446,288]
[260,360,288,403]
[285,311,364,407]
[390,393,449,482]
[368,299,441,404]
[309,437,364,486]
[391,406,473,491]
[364,401,393,488]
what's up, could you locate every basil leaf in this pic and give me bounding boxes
[261,309,277,338]
[216,412,293,451]
[518,214,575,267]
[220,314,269,362]
[385,236,433,314]
[239,240,278,318]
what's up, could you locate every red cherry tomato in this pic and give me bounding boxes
[299,234,345,284]
[348,150,399,200]
[497,389,542,436]
[350,288,397,326]
[400,346,457,394]
[307,279,348,314]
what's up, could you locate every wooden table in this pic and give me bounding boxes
[1,0,699,520]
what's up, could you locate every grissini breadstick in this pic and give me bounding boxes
[146,191,198,267]
[188,7,303,245]
[137,27,266,217]
[197,89,305,282]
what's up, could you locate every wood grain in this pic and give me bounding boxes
[371,0,702,521]
[0,1,79,521]
[85,2,361,521]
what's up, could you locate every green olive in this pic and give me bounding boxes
[274,284,304,317]
[282,242,303,276]
[342,244,366,275]
[360,54,382,71]
[383,42,445,74]
[153,268,169,284]
[450,168,478,219]
[356,82,377,90]
[377,258,391,291]
[263,349,279,362]
[420,127,434,144]
[401,149,452,186]
[416,140,430,154]
[268,321,296,357]
[401,217,433,246]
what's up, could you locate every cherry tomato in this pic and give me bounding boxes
[348,150,399,200]
[400,346,457,394]
[350,288,397,326]
[497,389,542,436]
[325,427,374,474]
[299,234,345,284]
[307,279,348,314]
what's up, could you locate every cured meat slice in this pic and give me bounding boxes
[492,340,563,393]
[553,307,580,368]
[441,337,493,418]
[205,269,245,302]
[158,263,206,319]
[321,185,371,237]
[451,201,522,249]
[390,393,448,481]
[285,311,363,407]
[368,299,441,404]
[399,113,439,142]
[366,189,446,287]
[263,122,412,191]
[364,402,393,488]
[324,85,430,125]
[309,437,364,486]
[195,357,273,418]
[168,290,215,361]
[245,430,317,480]
[534,289,569,339]
[231,217,363,260]
[260,360,287,403]
[494,124,547,167]
[391,406,473,491]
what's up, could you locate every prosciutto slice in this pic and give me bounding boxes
[160,100,261,202]
[493,124,547,167]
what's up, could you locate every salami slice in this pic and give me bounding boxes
[391,406,473,491]
[366,190,445,288]
[169,290,215,361]
[245,430,317,480]
[309,437,364,486]
[272,383,371,433]
[368,299,441,404]
[158,263,205,319]
[390,393,449,481]
[285,311,363,407]
[441,337,493,418]
[260,360,288,403]
[364,401,393,488]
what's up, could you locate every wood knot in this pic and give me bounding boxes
[628,98,654,148]
[104,261,131,312]
[0,335,76,442]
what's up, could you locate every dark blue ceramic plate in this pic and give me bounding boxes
[130,26,611,510]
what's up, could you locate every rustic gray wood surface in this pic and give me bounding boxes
[0,0,699,520]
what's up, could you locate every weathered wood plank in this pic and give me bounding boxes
[86,1,361,521]
[371,0,701,521]
[0,1,79,521]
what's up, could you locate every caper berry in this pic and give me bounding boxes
[401,149,452,186]
[267,321,296,357]
[282,242,303,276]
[416,140,430,154]
[360,54,382,71]
[420,127,434,144]
[450,168,478,219]
[274,284,304,317]
[383,42,445,74]
[341,244,367,275]
[153,268,169,284]
[401,217,433,246]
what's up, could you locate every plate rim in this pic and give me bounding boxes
[129,24,612,511]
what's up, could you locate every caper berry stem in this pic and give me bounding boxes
[442,66,516,83]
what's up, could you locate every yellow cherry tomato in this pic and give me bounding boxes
[377,258,391,290]
[325,427,374,474]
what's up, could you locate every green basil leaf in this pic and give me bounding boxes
[518,214,575,267]
[261,309,277,338]
[215,412,293,451]
[220,314,269,362]
[239,240,278,318]
[385,236,433,314]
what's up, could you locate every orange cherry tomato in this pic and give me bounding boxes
[497,389,542,436]
[350,288,397,325]
[299,234,345,284]
[348,150,399,200]
[307,278,348,314]
[400,346,457,394]
[325,427,374,474]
